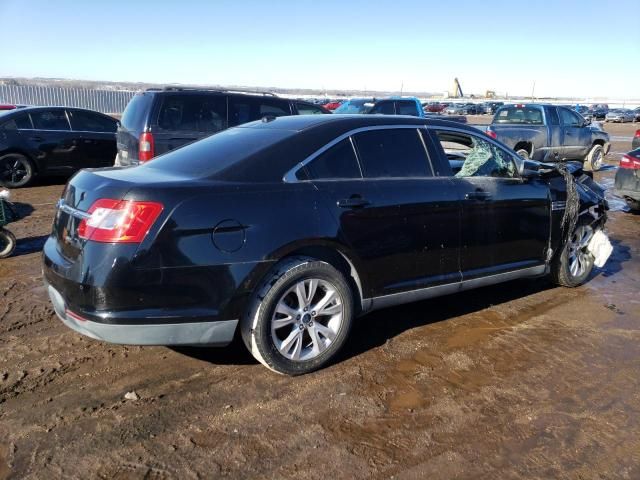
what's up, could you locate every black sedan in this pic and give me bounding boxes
[0,106,117,187]
[615,148,640,211]
[43,115,608,375]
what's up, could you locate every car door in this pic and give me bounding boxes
[154,94,228,156]
[558,107,590,160]
[299,126,460,298]
[428,127,550,280]
[27,109,79,174]
[67,109,117,168]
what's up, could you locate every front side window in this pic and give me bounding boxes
[433,130,517,178]
[352,129,431,178]
[31,110,70,131]
[0,113,32,130]
[559,107,583,127]
[158,95,227,132]
[304,139,361,180]
[369,101,394,115]
[69,110,116,132]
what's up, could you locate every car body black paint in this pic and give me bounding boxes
[43,115,607,338]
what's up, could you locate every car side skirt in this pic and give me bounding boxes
[362,264,547,313]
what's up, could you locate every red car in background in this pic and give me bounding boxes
[323,100,344,111]
[423,102,447,113]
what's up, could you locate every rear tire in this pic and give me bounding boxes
[625,197,640,211]
[241,256,354,375]
[515,148,530,160]
[550,218,595,287]
[0,228,16,258]
[0,154,35,188]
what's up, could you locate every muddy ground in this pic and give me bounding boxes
[0,121,639,479]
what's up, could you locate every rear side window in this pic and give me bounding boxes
[305,139,361,180]
[369,101,394,115]
[228,97,292,126]
[547,107,560,125]
[493,106,543,125]
[352,129,431,178]
[69,110,116,132]
[158,95,227,132]
[0,113,32,130]
[31,110,70,130]
[396,101,418,116]
[296,102,326,115]
[121,93,153,131]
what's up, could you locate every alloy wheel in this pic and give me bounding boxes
[0,156,29,187]
[568,225,593,278]
[271,278,344,362]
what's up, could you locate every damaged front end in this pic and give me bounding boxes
[527,160,610,266]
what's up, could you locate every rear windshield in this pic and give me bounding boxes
[493,106,544,125]
[141,126,294,178]
[121,93,153,131]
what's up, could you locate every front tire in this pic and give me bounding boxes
[241,257,354,375]
[550,219,595,287]
[0,154,35,188]
[586,144,604,171]
[0,228,16,258]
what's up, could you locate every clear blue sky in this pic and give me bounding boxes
[1,0,638,99]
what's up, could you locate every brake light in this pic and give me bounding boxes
[634,129,640,138]
[138,132,155,162]
[486,129,498,139]
[620,154,640,170]
[78,199,164,243]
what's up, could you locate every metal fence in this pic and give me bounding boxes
[0,84,136,114]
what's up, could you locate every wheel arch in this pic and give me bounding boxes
[0,148,39,173]
[514,141,533,156]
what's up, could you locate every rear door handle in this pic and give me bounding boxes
[337,196,370,208]
[29,136,44,142]
[465,191,492,201]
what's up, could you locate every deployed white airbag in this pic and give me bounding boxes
[588,230,613,268]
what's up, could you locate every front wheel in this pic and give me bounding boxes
[0,228,16,258]
[551,220,595,287]
[0,154,35,188]
[241,257,354,375]
[586,144,604,171]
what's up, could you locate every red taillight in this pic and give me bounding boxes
[620,154,640,170]
[138,132,155,163]
[486,129,498,139]
[634,129,640,138]
[78,199,164,243]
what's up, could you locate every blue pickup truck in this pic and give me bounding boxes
[486,104,610,171]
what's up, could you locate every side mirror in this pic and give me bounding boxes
[583,118,591,127]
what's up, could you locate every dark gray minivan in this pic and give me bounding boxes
[115,88,329,166]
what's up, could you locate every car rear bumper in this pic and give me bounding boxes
[47,283,238,346]
[614,168,640,201]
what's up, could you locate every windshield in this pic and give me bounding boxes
[333,99,373,114]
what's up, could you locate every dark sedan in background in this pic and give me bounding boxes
[44,115,608,375]
[615,148,640,211]
[0,106,117,187]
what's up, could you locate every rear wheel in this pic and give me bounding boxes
[625,197,640,211]
[0,228,16,258]
[241,257,354,375]
[515,148,530,160]
[0,154,34,188]
[551,219,595,287]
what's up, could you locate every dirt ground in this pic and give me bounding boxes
[0,121,639,479]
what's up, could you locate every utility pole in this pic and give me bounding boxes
[531,80,536,102]
[400,80,404,95]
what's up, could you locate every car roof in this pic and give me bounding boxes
[237,113,474,133]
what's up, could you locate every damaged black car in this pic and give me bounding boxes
[43,115,610,375]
